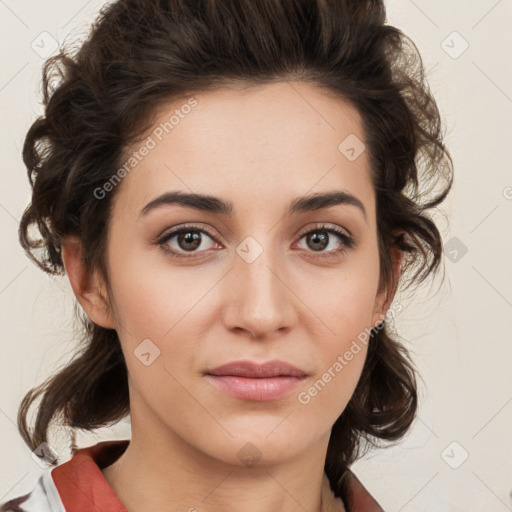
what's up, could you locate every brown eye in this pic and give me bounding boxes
[157,226,219,259]
[304,230,329,251]
[296,225,356,258]
[175,231,202,252]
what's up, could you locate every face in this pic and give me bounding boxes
[96,81,391,466]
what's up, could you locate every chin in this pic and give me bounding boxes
[206,431,309,468]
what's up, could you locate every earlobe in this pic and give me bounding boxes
[61,237,116,329]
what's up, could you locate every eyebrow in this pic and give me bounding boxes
[139,190,367,222]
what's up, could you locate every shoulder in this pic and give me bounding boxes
[0,439,127,512]
[0,471,66,512]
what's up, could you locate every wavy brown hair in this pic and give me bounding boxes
[11,0,452,506]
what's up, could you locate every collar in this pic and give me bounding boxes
[51,440,128,512]
[51,440,382,512]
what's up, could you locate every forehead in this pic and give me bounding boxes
[112,81,375,222]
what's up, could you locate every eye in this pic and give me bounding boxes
[155,223,356,261]
[295,224,356,259]
[156,225,220,259]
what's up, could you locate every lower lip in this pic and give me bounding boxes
[205,375,305,401]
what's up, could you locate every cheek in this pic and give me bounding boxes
[307,298,372,413]
[107,239,189,335]
[105,240,214,387]
[296,289,374,427]
[299,254,379,407]
[298,345,368,428]
[304,248,381,342]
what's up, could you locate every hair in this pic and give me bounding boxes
[12,0,452,506]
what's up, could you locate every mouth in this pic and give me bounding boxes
[204,360,308,401]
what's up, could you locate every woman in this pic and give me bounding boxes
[1,0,453,510]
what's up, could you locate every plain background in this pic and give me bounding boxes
[1,1,511,510]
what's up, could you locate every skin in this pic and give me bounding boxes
[62,81,401,512]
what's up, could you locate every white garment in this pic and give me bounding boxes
[1,470,65,512]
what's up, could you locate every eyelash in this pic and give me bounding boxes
[155,223,356,260]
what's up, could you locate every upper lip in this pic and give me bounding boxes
[206,360,308,378]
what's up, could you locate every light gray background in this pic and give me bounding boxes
[1,1,511,510]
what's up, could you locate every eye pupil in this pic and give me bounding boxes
[307,231,329,251]
[178,231,201,251]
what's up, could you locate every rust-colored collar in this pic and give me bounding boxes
[51,440,383,512]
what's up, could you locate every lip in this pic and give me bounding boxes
[205,360,308,401]
[207,360,308,378]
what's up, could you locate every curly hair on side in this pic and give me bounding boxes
[15,0,453,504]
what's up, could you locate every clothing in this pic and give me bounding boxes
[0,440,383,511]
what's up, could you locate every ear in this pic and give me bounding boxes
[371,245,402,327]
[61,237,117,329]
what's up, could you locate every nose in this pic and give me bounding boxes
[221,238,297,340]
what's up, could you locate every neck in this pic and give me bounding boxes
[102,410,332,512]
